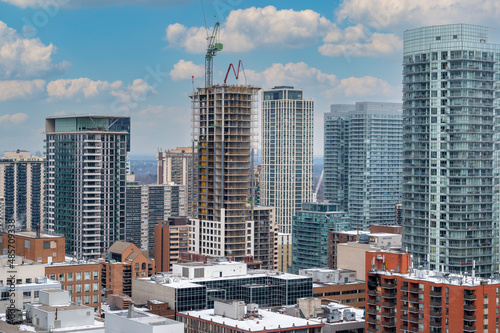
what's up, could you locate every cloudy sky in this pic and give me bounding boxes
[0,0,499,157]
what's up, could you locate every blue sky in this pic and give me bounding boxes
[0,0,498,157]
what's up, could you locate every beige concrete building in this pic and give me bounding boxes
[157,147,195,218]
[277,233,292,272]
[337,240,402,279]
[0,256,62,312]
[252,206,278,270]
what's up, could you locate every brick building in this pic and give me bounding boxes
[102,241,155,296]
[365,250,500,332]
[154,217,189,272]
[45,261,101,312]
[2,230,65,264]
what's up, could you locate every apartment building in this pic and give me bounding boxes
[365,250,500,332]
[0,150,45,230]
[45,115,130,259]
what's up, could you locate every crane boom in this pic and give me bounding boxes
[205,21,223,87]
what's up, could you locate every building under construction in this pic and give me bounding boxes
[189,84,260,262]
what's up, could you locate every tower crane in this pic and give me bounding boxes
[205,21,223,87]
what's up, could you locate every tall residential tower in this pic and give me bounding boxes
[45,116,130,259]
[0,150,45,230]
[324,102,403,230]
[189,84,260,262]
[261,86,314,234]
[402,24,500,276]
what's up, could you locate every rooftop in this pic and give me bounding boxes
[179,308,324,331]
[370,267,500,287]
[144,270,310,289]
[9,231,63,239]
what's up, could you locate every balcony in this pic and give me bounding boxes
[430,311,442,317]
[464,315,476,321]
[382,282,396,289]
[464,325,476,332]
[464,293,476,300]
[464,304,476,311]
[430,290,442,297]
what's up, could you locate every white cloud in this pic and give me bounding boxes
[166,6,333,53]
[110,79,157,111]
[0,113,28,124]
[165,6,401,58]
[243,62,399,101]
[325,76,399,99]
[244,62,337,89]
[1,0,191,8]
[337,0,500,30]
[46,78,122,100]
[0,21,68,79]
[170,59,204,81]
[0,79,45,101]
[319,24,402,57]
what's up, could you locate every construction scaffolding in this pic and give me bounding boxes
[190,84,260,260]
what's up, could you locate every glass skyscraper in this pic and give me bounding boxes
[324,102,402,230]
[291,202,349,273]
[45,115,130,259]
[402,24,500,276]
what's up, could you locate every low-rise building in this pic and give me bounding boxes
[178,300,325,333]
[281,298,365,333]
[329,225,402,269]
[132,261,312,312]
[299,268,366,308]
[0,256,62,312]
[45,260,102,312]
[105,308,183,333]
[2,230,65,264]
[26,289,96,331]
[102,241,155,296]
[337,242,401,279]
[365,250,499,333]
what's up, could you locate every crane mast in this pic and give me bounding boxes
[205,21,223,87]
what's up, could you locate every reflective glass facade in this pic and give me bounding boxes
[324,102,402,230]
[402,24,500,276]
[291,202,349,273]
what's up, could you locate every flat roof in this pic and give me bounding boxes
[10,231,64,239]
[142,270,310,289]
[179,308,324,331]
[371,268,500,287]
[33,304,91,312]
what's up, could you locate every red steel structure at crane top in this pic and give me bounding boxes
[224,60,247,85]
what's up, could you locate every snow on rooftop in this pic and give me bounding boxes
[372,268,500,287]
[179,308,323,331]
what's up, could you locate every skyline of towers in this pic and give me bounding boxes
[401,24,500,276]
[324,102,403,230]
[44,115,130,259]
